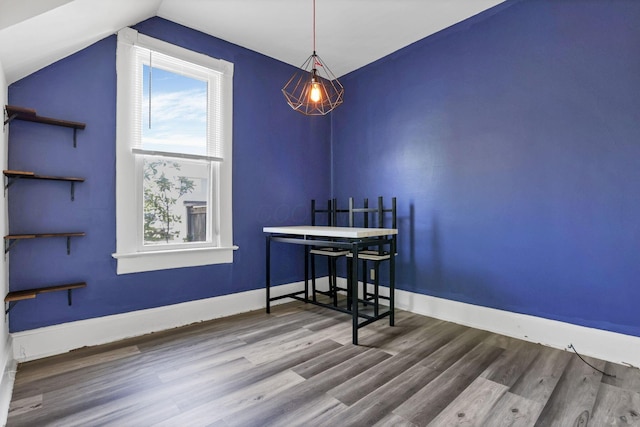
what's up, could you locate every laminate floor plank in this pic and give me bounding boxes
[319,364,442,427]
[291,342,370,379]
[602,362,640,391]
[222,347,391,427]
[591,382,640,426]
[393,342,505,426]
[427,376,508,426]
[10,352,156,402]
[508,345,572,405]
[63,398,181,427]
[9,371,173,427]
[235,310,336,344]
[479,391,545,427]
[480,340,541,387]
[8,300,640,426]
[361,317,455,355]
[418,327,492,371]
[251,394,346,427]
[7,395,42,418]
[152,370,306,427]
[220,328,310,365]
[157,356,255,385]
[13,345,141,385]
[154,342,253,382]
[171,339,342,411]
[329,321,466,406]
[374,413,419,427]
[534,354,606,426]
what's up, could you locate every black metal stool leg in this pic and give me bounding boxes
[374,261,380,317]
[361,259,368,306]
[311,253,317,302]
[331,258,338,307]
[346,257,352,311]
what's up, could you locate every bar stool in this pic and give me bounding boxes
[346,196,397,316]
[309,199,349,306]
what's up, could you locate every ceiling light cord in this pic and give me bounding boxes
[312,0,316,53]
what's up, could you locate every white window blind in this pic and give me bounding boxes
[118,27,230,160]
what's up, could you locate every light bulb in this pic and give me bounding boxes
[310,82,322,103]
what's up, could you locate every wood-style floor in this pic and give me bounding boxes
[7,299,640,426]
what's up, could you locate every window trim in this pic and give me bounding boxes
[112,28,237,275]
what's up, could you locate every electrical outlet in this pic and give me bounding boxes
[370,269,375,281]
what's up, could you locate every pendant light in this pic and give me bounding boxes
[282,0,344,115]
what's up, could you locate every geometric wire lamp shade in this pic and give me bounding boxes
[282,52,344,116]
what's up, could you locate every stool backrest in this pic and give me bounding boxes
[311,199,334,226]
[349,196,396,229]
[313,197,396,234]
[349,196,397,254]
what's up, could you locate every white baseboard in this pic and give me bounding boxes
[11,278,640,368]
[0,335,16,427]
[336,278,640,367]
[395,289,640,368]
[11,280,314,363]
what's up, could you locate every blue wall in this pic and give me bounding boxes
[7,18,331,332]
[8,1,640,340]
[332,0,640,336]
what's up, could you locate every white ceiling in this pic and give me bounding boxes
[0,0,505,85]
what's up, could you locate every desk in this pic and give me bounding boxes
[264,225,397,345]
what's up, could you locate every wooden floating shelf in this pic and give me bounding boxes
[4,282,87,313]
[3,170,85,200]
[4,170,85,183]
[4,105,85,130]
[4,232,85,254]
[5,282,87,302]
[4,232,85,240]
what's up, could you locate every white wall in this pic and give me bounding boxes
[0,57,16,425]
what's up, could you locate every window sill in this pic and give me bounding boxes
[112,245,239,275]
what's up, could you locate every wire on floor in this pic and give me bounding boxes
[568,343,616,378]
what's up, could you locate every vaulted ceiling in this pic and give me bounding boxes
[0,0,505,85]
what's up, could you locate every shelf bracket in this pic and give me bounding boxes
[68,289,73,305]
[3,112,17,129]
[70,182,75,201]
[67,237,71,255]
[73,128,78,148]
[5,301,18,315]
[3,177,12,198]
[4,175,21,192]
[4,239,18,254]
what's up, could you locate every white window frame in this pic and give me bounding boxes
[112,28,237,275]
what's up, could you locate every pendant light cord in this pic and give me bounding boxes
[312,0,321,67]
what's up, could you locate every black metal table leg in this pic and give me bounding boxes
[390,247,395,326]
[266,235,271,314]
[304,245,309,303]
[311,252,317,302]
[331,258,338,307]
[351,242,359,345]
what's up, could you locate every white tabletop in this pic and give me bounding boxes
[263,225,397,238]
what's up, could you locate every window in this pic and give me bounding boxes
[113,28,236,274]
